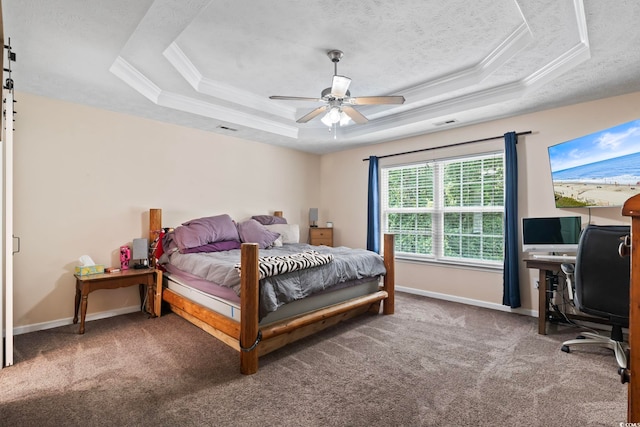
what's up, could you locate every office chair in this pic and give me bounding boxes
[560,262,575,300]
[560,224,630,370]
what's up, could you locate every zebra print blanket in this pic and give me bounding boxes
[234,250,334,279]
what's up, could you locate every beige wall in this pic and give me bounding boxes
[11,90,640,331]
[13,92,320,330]
[320,91,640,313]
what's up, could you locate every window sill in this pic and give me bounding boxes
[394,254,503,273]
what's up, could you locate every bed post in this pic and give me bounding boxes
[149,209,162,245]
[240,243,260,375]
[382,234,395,315]
[149,209,163,316]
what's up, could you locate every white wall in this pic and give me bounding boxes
[12,92,321,330]
[320,91,640,312]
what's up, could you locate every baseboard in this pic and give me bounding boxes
[11,290,615,337]
[12,305,142,336]
[396,287,624,334]
[13,290,536,336]
[396,286,538,317]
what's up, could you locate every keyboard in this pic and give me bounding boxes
[531,254,576,262]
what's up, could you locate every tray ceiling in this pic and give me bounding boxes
[4,0,640,154]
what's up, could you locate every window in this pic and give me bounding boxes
[381,152,504,267]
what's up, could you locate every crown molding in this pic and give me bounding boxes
[110,56,298,138]
[109,0,590,145]
[109,56,161,103]
[159,92,298,138]
[524,0,590,87]
[342,0,591,139]
[162,42,202,89]
[163,42,296,120]
[400,21,533,103]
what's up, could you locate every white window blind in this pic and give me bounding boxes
[381,152,504,267]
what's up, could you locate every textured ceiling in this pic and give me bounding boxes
[4,0,640,154]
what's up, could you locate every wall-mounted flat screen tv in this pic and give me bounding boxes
[548,119,640,208]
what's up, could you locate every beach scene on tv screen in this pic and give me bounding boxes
[548,119,640,208]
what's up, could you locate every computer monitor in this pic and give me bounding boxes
[522,216,582,253]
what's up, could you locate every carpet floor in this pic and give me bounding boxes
[0,293,627,426]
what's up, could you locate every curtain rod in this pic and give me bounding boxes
[362,130,532,161]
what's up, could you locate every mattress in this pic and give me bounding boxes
[164,272,382,325]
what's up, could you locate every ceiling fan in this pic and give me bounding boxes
[269,50,405,126]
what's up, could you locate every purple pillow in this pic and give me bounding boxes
[161,231,178,254]
[180,240,242,254]
[251,215,288,225]
[237,219,280,249]
[173,214,240,251]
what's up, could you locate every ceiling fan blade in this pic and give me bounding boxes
[270,95,323,102]
[350,96,405,105]
[296,106,328,123]
[341,106,368,124]
[331,75,351,98]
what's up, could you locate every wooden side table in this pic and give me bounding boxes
[309,227,333,246]
[73,268,162,334]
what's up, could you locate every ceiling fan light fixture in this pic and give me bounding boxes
[321,107,342,126]
[328,107,341,122]
[339,111,351,126]
[320,114,333,127]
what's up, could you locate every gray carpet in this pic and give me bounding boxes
[0,293,627,426]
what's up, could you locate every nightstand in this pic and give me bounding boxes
[73,268,162,334]
[309,227,333,246]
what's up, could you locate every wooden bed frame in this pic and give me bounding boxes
[149,208,395,375]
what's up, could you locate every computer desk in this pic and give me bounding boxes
[523,257,606,334]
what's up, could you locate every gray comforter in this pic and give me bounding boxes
[166,243,386,318]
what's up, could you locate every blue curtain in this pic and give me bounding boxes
[367,156,380,253]
[503,132,521,308]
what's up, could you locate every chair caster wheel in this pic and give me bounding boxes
[561,345,571,353]
[619,367,631,384]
